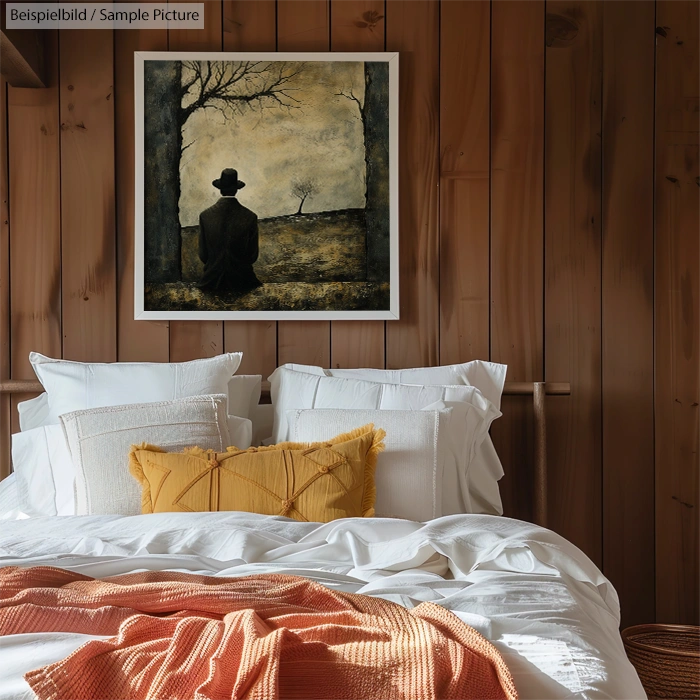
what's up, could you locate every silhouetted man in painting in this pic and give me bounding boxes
[198,169,262,292]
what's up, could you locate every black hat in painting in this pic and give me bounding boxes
[212,168,246,194]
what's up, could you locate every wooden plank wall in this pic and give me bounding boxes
[0,0,698,629]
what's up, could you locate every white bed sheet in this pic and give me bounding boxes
[0,512,646,700]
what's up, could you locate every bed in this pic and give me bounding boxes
[0,358,646,699]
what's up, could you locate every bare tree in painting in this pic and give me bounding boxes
[290,178,319,215]
[144,61,305,283]
[335,62,390,282]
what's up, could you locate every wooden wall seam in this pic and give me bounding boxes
[0,76,10,478]
[328,0,386,370]
[8,30,61,430]
[59,28,117,362]
[115,16,170,362]
[654,0,699,626]
[602,0,656,628]
[168,0,226,362]
[385,0,440,369]
[439,0,490,365]
[490,0,545,522]
[544,1,603,566]
[276,0,332,368]
[222,0,279,379]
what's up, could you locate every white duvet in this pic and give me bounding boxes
[0,511,645,700]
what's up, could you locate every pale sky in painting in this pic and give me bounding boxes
[178,61,366,226]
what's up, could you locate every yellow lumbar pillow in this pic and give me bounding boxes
[128,424,386,523]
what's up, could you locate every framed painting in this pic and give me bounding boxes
[134,52,399,320]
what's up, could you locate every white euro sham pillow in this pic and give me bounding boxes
[61,395,231,516]
[11,425,75,517]
[269,367,498,442]
[30,352,242,426]
[272,360,507,409]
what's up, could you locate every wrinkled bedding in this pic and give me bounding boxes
[0,512,646,699]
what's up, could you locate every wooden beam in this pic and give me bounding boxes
[0,28,45,88]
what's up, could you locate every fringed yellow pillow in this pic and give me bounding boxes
[128,424,385,523]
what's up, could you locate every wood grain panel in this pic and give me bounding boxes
[0,76,9,478]
[544,2,602,565]
[276,0,331,368]
[602,0,655,629]
[224,0,276,51]
[116,26,169,362]
[59,30,116,361]
[277,0,329,51]
[654,0,699,626]
[8,31,61,432]
[490,0,545,522]
[168,0,225,363]
[222,0,278,378]
[439,0,489,365]
[385,0,439,369]
[329,0,386,370]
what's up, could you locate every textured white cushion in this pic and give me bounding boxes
[30,352,242,426]
[11,425,74,517]
[61,395,231,516]
[288,408,454,521]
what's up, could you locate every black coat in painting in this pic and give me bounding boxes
[198,197,262,292]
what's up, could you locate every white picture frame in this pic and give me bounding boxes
[134,51,399,321]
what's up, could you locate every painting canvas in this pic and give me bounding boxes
[134,52,398,320]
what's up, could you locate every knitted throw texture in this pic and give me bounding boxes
[0,566,518,700]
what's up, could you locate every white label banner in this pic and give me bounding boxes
[6,3,204,29]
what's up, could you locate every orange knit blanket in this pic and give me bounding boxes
[0,566,518,700]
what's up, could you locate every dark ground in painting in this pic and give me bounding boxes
[145,280,390,312]
[146,208,390,311]
[182,209,367,284]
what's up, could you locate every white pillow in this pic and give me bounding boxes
[227,414,253,449]
[29,352,242,426]
[0,474,26,520]
[269,364,506,514]
[11,425,75,517]
[289,408,465,521]
[19,371,256,435]
[227,375,262,420]
[17,392,49,432]
[269,367,497,441]
[251,402,274,447]
[18,386,255,449]
[269,368,501,514]
[274,360,507,409]
[61,395,231,516]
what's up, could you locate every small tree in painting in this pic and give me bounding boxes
[290,178,319,215]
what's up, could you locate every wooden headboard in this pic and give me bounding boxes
[0,379,570,527]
